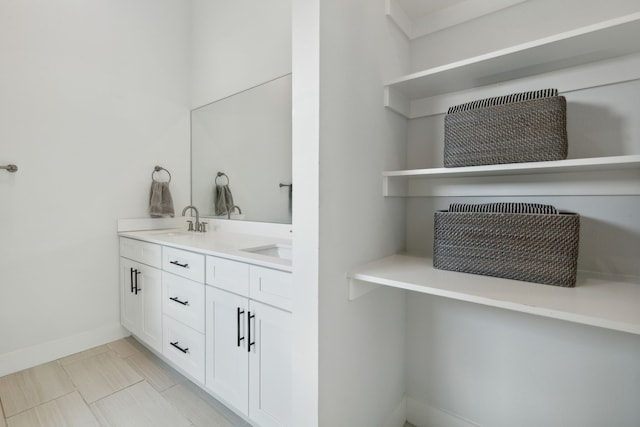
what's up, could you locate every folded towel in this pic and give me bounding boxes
[214,184,235,216]
[149,180,175,217]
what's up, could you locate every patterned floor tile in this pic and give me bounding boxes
[162,382,241,427]
[91,381,191,427]
[6,391,99,427]
[62,351,142,403]
[0,361,75,417]
[125,350,185,392]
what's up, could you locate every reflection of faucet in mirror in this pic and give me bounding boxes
[279,183,292,198]
[182,205,207,232]
[227,205,242,220]
[280,183,292,214]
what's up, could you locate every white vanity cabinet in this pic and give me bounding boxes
[205,257,293,427]
[119,231,293,427]
[119,238,163,353]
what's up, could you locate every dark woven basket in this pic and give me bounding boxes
[444,89,568,167]
[433,209,580,287]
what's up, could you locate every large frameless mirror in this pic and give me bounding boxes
[191,74,292,224]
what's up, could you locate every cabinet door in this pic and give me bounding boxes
[119,258,162,353]
[137,263,162,352]
[249,300,292,427]
[120,258,140,334]
[205,286,249,415]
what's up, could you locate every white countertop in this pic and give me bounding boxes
[119,228,292,272]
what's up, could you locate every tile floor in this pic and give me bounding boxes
[0,337,249,427]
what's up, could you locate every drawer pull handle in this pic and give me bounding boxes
[169,296,189,306]
[237,307,245,347]
[170,260,189,268]
[170,341,189,354]
[248,311,256,352]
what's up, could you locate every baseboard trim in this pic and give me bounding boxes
[0,323,129,376]
[406,397,483,427]
[383,395,407,427]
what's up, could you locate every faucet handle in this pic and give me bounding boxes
[186,220,194,231]
[199,222,208,232]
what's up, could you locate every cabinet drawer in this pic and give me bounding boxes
[163,315,205,383]
[162,272,205,333]
[249,266,292,311]
[163,247,205,283]
[120,238,161,268]
[206,256,250,296]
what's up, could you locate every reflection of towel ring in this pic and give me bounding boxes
[152,165,171,183]
[215,172,229,186]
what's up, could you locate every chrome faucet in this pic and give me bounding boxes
[227,205,242,220]
[182,205,206,232]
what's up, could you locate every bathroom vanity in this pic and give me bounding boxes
[118,222,292,427]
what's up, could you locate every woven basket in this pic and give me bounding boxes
[444,89,568,167]
[433,208,580,287]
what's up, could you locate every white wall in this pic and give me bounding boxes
[409,0,640,73]
[0,0,191,374]
[402,1,640,426]
[191,0,292,109]
[316,0,410,426]
[406,294,640,427]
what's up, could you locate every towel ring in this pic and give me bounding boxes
[152,165,171,183]
[215,172,229,186]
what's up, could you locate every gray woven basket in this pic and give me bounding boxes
[444,89,568,167]
[433,210,580,287]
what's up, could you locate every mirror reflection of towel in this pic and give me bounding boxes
[149,181,175,217]
[214,184,235,216]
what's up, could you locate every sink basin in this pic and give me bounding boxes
[146,230,195,237]
[241,244,292,261]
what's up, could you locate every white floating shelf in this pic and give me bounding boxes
[383,155,640,197]
[386,12,640,100]
[384,12,640,118]
[385,155,640,178]
[348,254,640,335]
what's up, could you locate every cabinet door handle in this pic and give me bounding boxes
[169,260,189,268]
[134,270,141,295]
[247,311,256,352]
[169,296,189,306]
[170,341,189,354]
[130,268,135,293]
[237,307,245,347]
